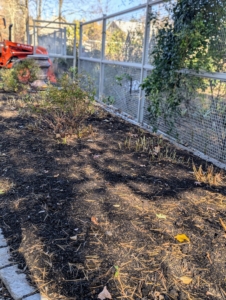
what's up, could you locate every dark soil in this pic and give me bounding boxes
[0,93,226,300]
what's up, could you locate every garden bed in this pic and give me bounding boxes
[0,93,226,300]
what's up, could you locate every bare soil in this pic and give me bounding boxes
[0,93,226,300]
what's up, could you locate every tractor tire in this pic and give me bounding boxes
[12,55,51,84]
[12,59,31,84]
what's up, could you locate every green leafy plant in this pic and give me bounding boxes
[114,265,119,278]
[141,0,226,131]
[13,59,39,83]
[0,68,19,92]
[122,134,189,164]
[0,59,39,92]
[25,72,96,138]
[102,96,115,105]
[115,73,132,86]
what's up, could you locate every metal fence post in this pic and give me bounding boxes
[78,22,83,74]
[73,24,77,71]
[63,27,67,56]
[54,31,57,54]
[137,1,151,123]
[33,20,36,54]
[99,15,107,101]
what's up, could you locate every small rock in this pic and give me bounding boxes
[168,288,179,299]
[105,231,113,236]
[30,80,48,88]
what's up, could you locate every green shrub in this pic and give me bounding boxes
[0,59,39,92]
[0,68,19,92]
[26,71,96,138]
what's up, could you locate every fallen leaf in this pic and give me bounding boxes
[70,235,77,241]
[98,286,112,300]
[91,216,99,225]
[174,234,190,243]
[179,276,192,284]
[113,204,120,207]
[156,213,167,219]
[114,265,119,278]
[0,190,5,194]
[219,218,226,232]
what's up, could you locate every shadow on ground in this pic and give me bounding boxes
[0,96,226,300]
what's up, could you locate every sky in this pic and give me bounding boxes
[29,0,147,22]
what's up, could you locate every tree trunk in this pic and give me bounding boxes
[37,0,42,36]
[59,0,63,27]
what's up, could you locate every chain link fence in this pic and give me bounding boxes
[78,0,226,165]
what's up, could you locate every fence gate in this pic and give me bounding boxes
[27,19,76,77]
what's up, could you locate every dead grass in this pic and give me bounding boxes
[192,163,224,186]
[0,178,14,195]
[19,227,69,300]
[1,97,226,300]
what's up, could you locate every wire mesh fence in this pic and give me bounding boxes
[78,0,226,165]
[103,64,141,119]
[79,60,100,98]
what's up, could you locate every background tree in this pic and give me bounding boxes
[1,0,28,42]
[106,29,126,61]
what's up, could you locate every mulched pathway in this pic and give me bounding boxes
[0,93,226,300]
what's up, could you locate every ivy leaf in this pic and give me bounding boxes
[174,234,190,243]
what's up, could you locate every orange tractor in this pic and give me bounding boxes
[0,16,56,83]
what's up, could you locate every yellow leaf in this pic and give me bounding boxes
[174,234,190,243]
[156,213,167,219]
[179,276,192,284]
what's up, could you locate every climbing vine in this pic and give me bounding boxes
[141,0,226,131]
